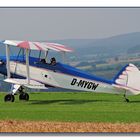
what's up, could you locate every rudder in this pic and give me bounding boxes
[113,63,140,94]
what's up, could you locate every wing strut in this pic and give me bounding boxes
[62,51,66,63]
[45,50,49,63]
[25,49,30,84]
[6,44,11,78]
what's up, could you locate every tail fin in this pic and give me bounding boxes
[113,63,140,94]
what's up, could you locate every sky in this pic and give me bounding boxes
[0,8,140,40]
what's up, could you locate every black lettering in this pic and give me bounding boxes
[71,78,99,90]
[87,82,93,89]
[71,78,77,85]
[92,83,99,90]
[84,81,89,88]
[77,80,85,87]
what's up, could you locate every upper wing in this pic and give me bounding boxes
[2,40,73,52]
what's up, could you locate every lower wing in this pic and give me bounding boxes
[4,78,48,89]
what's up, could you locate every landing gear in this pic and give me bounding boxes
[19,92,29,101]
[4,94,15,102]
[4,86,29,102]
[123,94,130,102]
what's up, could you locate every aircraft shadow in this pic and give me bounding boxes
[129,100,140,103]
[30,99,109,105]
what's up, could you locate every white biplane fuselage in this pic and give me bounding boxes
[9,60,121,94]
[0,57,122,93]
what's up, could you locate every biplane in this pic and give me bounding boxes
[0,40,140,102]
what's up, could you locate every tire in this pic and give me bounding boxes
[19,93,29,101]
[126,98,130,103]
[4,94,15,102]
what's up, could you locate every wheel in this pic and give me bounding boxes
[123,94,130,103]
[125,98,129,102]
[19,93,29,101]
[4,94,15,102]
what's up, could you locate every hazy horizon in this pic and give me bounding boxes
[0,8,140,41]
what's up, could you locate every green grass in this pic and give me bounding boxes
[0,92,140,123]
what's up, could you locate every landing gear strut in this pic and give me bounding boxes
[123,94,129,102]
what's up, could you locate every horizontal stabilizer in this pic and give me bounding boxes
[4,78,47,89]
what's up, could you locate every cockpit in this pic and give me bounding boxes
[40,57,56,66]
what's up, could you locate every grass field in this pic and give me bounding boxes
[0,92,140,123]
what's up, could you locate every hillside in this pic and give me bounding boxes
[127,44,140,54]
[52,32,140,56]
[1,32,140,57]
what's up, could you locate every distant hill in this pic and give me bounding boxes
[51,32,140,56]
[1,32,140,58]
[127,44,140,54]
